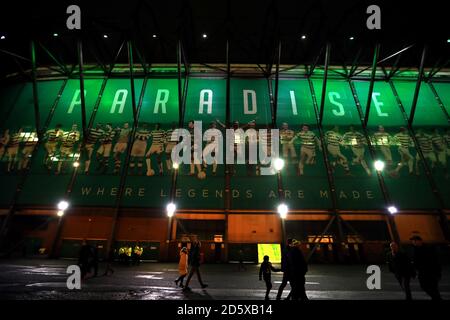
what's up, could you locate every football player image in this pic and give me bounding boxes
[391,127,414,177]
[83,123,104,174]
[202,121,220,176]
[19,130,38,170]
[0,129,10,160]
[343,126,371,176]
[216,118,256,176]
[43,124,63,170]
[187,120,203,177]
[325,126,350,176]
[372,125,393,167]
[431,128,448,178]
[145,123,165,176]
[56,124,80,175]
[297,124,322,176]
[130,123,151,175]
[6,127,23,172]
[257,124,273,176]
[113,122,131,174]
[280,122,296,164]
[96,123,115,173]
[164,122,178,173]
[445,129,450,158]
[415,129,436,175]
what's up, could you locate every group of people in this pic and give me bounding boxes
[259,239,309,301]
[175,239,209,292]
[387,235,442,300]
[118,243,144,265]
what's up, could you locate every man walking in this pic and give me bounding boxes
[410,235,442,300]
[182,239,208,292]
[287,239,308,301]
[386,242,415,300]
[276,238,293,300]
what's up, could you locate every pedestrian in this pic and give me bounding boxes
[91,244,99,277]
[182,239,208,291]
[386,242,415,300]
[78,239,92,279]
[175,247,188,288]
[237,249,246,271]
[259,255,281,300]
[276,238,293,300]
[103,248,115,276]
[410,235,442,300]
[287,239,309,301]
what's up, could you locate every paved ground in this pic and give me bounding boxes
[0,259,448,300]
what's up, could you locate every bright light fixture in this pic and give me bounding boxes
[0,36,5,40]
[57,200,69,211]
[387,206,398,214]
[172,162,179,170]
[202,33,207,39]
[103,34,108,39]
[166,203,176,217]
[73,161,80,168]
[57,210,65,217]
[301,35,306,40]
[277,204,288,219]
[374,160,385,171]
[273,158,285,171]
[349,36,355,40]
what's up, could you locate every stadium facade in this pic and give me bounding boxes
[0,53,449,264]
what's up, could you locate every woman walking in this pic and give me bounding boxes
[175,247,188,287]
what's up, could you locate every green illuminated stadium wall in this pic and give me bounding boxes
[0,76,449,211]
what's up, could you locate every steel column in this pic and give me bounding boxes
[77,40,87,137]
[363,44,380,127]
[409,45,427,126]
[307,77,345,261]
[389,81,450,241]
[349,80,400,243]
[319,43,330,125]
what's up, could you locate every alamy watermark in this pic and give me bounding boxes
[169,121,280,175]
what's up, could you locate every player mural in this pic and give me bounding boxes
[296,124,322,176]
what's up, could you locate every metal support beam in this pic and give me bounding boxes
[389,81,450,241]
[272,41,281,127]
[177,40,183,127]
[307,77,345,261]
[30,41,41,138]
[409,45,427,126]
[363,44,380,127]
[77,40,87,137]
[38,42,68,75]
[349,80,400,243]
[49,77,109,258]
[428,82,450,123]
[319,43,330,125]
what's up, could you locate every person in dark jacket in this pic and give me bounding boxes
[103,248,115,276]
[410,235,442,300]
[386,242,415,300]
[287,239,309,301]
[276,238,293,300]
[259,255,281,300]
[182,240,208,291]
[78,239,93,279]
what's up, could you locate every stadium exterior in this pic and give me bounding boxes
[0,42,449,264]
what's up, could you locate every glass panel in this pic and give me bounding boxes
[313,79,383,210]
[0,80,64,206]
[354,80,439,209]
[177,78,226,209]
[71,79,144,207]
[229,78,277,210]
[276,79,332,209]
[121,78,179,208]
[18,79,102,205]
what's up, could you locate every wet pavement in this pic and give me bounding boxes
[0,259,448,300]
